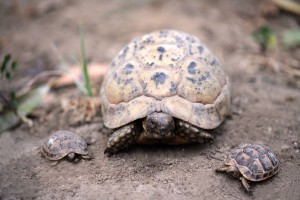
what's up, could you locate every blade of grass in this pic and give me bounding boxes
[50,44,88,95]
[1,54,11,73]
[80,25,92,97]
[11,60,17,72]
[1,54,11,80]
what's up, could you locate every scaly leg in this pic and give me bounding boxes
[175,119,213,143]
[104,122,142,156]
[240,176,251,193]
[81,151,94,160]
[216,164,251,193]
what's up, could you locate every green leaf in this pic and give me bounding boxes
[9,91,18,110]
[11,60,17,72]
[1,54,11,73]
[252,25,277,52]
[0,85,50,133]
[282,28,300,48]
[0,110,20,133]
[5,71,11,80]
[17,84,50,117]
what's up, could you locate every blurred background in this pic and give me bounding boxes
[0,0,299,80]
[0,0,299,199]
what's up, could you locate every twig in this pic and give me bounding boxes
[16,70,64,97]
[273,0,300,15]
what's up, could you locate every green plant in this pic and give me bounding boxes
[282,28,300,48]
[0,54,51,132]
[252,25,277,53]
[52,25,93,97]
[0,54,18,112]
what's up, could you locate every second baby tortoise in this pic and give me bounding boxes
[216,144,279,192]
[100,29,230,155]
[42,130,93,163]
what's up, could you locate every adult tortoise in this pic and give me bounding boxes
[100,29,230,155]
[216,144,279,192]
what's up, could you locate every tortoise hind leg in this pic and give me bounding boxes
[175,119,213,143]
[104,122,142,156]
[240,176,251,193]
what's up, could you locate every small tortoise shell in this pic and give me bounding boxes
[42,130,89,161]
[226,144,279,181]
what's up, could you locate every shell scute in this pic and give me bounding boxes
[260,155,274,171]
[235,151,252,166]
[267,152,279,166]
[178,58,221,104]
[104,60,143,104]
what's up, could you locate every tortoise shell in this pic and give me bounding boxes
[226,144,279,181]
[100,29,230,129]
[42,130,89,161]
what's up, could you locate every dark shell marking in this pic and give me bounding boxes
[151,72,168,86]
[229,144,279,181]
[43,131,89,161]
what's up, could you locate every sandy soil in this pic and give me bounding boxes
[0,0,299,199]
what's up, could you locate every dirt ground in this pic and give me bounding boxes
[0,0,300,199]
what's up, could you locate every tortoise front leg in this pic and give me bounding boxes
[216,165,251,193]
[81,151,94,160]
[104,122,142,156]
[175,119,213,143]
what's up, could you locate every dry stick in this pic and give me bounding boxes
[16,70,65,97]
[273,0,300,15]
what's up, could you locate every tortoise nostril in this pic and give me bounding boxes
[149,120,155,128]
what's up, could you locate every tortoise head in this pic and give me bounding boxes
[143,112,175,138]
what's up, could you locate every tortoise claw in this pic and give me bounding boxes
[104,148,114,157]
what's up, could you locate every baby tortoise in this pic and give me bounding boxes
[216,144,279,192]
[42,130,93,163]
[100,29,230,156]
